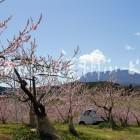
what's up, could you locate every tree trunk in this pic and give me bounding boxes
[133,113,140,127]
[32,101,60,140]
[108,110,117,129]
[37,115,60,140]
[33,102,60,140]
[29,106,36,128]
[109,115,117,129]
[1,117,6,124]
[68,116,78,137]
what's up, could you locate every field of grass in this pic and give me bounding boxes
[0,123,139,140]
[56,124,140,140]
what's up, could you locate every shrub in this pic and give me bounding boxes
[98,122,110,128]
[12,126,40,140]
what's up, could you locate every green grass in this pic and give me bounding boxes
[0,123,139,140]
[0,124,20,140]
[0,124,39,140]
[55,123,140,140]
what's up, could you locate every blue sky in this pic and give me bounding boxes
[0,0,140,74]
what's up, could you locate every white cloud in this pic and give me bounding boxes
[125,45,135,51]
[61,49,67,55]
[107,58,111,63]
[79,49,107,64]
[134,32,140,36]
[128,60,140,74]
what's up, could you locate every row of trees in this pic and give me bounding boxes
[85,81,140,129]
[0,79,139,131]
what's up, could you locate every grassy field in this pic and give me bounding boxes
[56,124,140,140]
[0,123,139,140]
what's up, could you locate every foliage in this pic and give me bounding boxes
[12,125,39,140]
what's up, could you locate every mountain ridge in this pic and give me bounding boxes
[80,69,140,85]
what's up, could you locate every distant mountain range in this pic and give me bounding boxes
[80,69,140,85]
